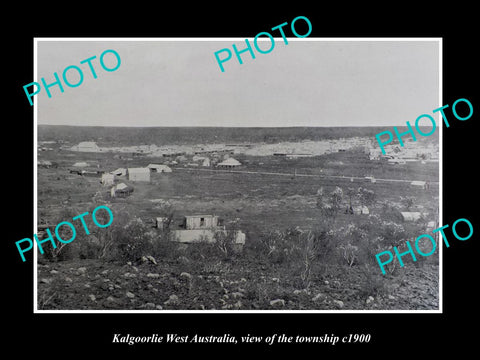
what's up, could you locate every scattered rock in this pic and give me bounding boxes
[77,267,87,274]
[333,300,344,308]
[146,255,157,265]
[293,290,303,295]
[127,262,132,266]
[312,293,325,302]
[231,292,243,299]
[156,305,163,310]
[272,277,280,283]
[126,291,135,299]
[123,272,136,278]
[88,294,96,301]
[388,295,396,300]
[65,277,73,283]
[180,272,192,280]
[240,278,247,283]
[164,294,179,306]
[333,280,341,287]
[50,269,59,275]
[366,296,375,304]
[143,302,156,309]
[233,301,242,310]
[101,270,109,276]
[324,280,329,285]
[40,278,52,284]
[270,299,285,307]
[132,266,139,273]
[84,283,91,288]
[107,296,115,302]
[147,273,160,278]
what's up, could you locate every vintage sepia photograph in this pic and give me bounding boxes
[35,39,441,312]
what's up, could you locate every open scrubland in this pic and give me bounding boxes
[36,126,439,310]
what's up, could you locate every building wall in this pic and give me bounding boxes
[185,216,218,229]
[129,171,150,182]
[171,229,245,245]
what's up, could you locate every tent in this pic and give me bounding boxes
[217,157,242,168]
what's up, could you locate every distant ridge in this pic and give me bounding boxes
[38,125,437,147]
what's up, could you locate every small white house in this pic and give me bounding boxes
[401,212,422,222]
[101,173,115,186]
[128,168,151,182]
[110,182,133,197]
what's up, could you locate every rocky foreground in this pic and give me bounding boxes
[37,257,439,311]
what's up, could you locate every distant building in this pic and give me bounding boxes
[147,164,172,173]
[217,157,242,168]
[401,212,422,222]
[128,168,150,182]
[184,215,219,230]
[286,153,313,159]
[38,160,57,168]
[110,183,134,198]
[101,173,115,186]
[110,168,127,177]
[70,142,101,152]
[169,214,246,247]
[411,181,426,187]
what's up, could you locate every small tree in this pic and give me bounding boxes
[358,187,376,207]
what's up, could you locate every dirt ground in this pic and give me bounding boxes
[37,257,439,311]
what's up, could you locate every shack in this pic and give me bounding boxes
[101,173,115,186]
[110,183,134,198]
[401,211,422,222]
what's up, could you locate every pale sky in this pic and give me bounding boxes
[36,39,440,127]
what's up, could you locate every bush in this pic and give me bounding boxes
[107,217,155,262]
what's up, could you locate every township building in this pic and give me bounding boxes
[168,214,246,247]
[128,167,151,182]
[110,183,134,198]
[101,173,115,186]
